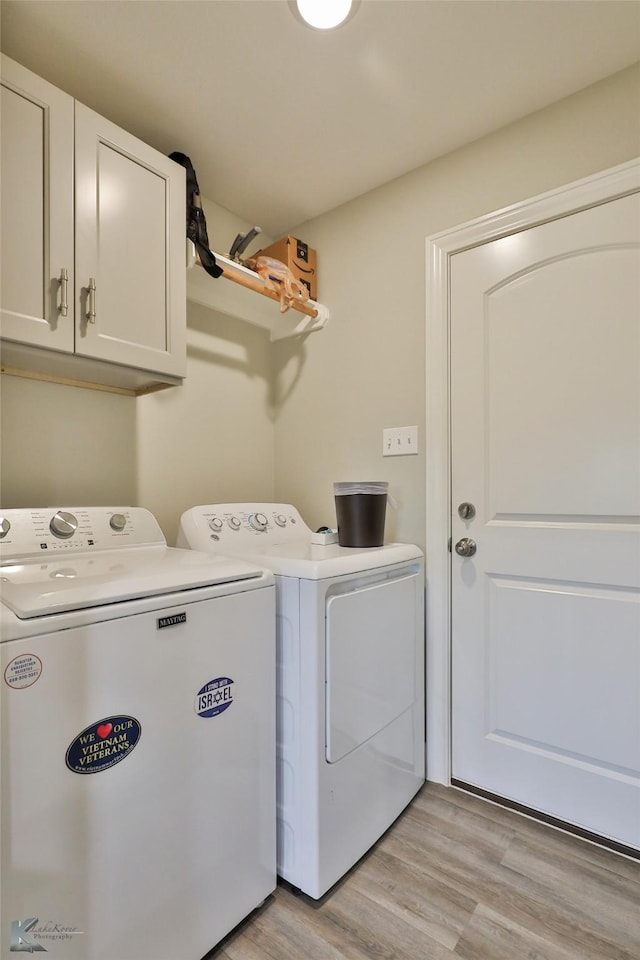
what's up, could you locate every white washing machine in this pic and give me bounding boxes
[177,503,425,899]
[0,506,276,960]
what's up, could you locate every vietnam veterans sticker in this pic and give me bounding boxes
[66,715,141,774]
[195,677,234,718]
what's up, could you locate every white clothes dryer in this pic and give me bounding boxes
[178,503,425,899]
[0,507,276,960]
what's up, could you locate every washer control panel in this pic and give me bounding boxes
[179,503,311,548]
[0,507,166,559]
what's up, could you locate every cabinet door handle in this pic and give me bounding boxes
[87,278,96,323]
[59,268,69,317]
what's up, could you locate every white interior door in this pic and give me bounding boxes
[450,191,640,850]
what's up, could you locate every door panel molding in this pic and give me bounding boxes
[425,158,640,785]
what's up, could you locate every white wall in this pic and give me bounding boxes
[136,299,275,545]
[273,63,640,548]
[0,198,276,543]
[135,200,276,544]
[0,374,136,506]
[1,65,638,548]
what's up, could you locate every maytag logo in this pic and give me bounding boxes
[157,612,187,629]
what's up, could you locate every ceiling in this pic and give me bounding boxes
[2,1,639,237]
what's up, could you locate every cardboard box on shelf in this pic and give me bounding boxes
[252,235,317,300]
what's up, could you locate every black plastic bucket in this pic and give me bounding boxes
[334,482,388,547]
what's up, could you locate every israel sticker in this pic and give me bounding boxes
[4,653,42,689]
[66,715,141,774]
[195,677,234,718]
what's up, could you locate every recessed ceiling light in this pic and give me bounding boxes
[295,0,354,30]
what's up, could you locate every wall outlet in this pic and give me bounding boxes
[383,425,418,456]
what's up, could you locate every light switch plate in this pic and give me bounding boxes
[383,426,418,456]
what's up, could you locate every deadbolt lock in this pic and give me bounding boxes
[458,502,476,520]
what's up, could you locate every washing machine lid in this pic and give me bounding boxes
[0,546,265,619]
[226,540,423,579]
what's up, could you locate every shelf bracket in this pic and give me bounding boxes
[186,241,329,341]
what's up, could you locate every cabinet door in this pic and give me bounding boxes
[0,55,75,351]
[75,103,185,378]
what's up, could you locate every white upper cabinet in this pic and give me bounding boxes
[0,56,186,394]
[74,103,185,379]
[1,57,75,351]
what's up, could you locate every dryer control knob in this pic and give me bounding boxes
[249,512,268,531]
[228,516,241,531]
[50,510,78,539]
[110,513,127,532]
[0,517,11,539]
[209,517,223,532]
[275,514,287,527]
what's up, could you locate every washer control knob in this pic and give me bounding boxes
[275,514,287,527]
[109,513,127,532]
[228,516,241,531]
[0,517,10,539]
[249,512,268,532]
[50,510,78,539]
[209,517,223,532]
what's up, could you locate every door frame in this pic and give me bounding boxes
[424,157,640,785]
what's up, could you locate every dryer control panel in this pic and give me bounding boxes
[178,503,312,549]
[0,507,165,558]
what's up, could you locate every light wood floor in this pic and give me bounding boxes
[209,782,640,960]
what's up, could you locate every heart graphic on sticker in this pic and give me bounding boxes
[97,723,113,740]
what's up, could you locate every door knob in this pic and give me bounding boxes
[454,537,476,557]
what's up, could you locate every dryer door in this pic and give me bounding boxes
[325,571,420,763]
